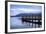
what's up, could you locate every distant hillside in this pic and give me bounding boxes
[11,13,41,17]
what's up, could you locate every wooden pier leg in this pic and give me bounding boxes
[29,23,30,27]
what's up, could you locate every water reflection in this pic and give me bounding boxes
[10,16,42,29]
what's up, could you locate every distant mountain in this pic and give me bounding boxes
[11,13,41,17]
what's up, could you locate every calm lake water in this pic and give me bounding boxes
[10,17,41,29]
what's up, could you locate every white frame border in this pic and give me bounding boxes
[7,2,44,32]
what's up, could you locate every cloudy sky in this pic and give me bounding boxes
[10,5,42,16]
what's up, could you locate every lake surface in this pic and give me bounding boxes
[10,17,41,29]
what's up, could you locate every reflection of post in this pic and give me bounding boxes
[32,14,33,28]
[38,20,40,28]
[29,16,30,27]
[35,15,36,28]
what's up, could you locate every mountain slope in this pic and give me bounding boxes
[11,13,41,17]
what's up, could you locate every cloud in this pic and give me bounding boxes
[11,8,41,13]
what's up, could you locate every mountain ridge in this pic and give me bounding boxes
[11,13,41,17]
